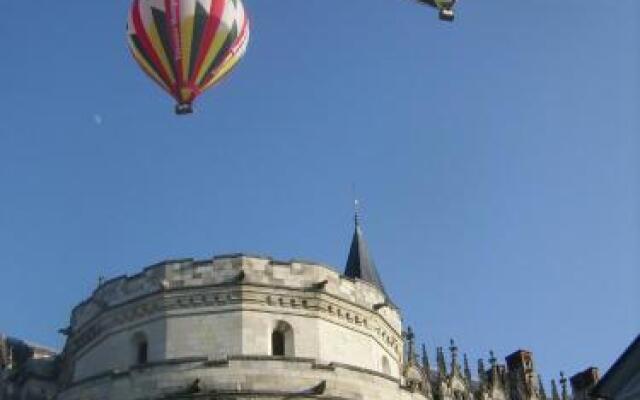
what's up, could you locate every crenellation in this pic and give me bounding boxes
[69,255,401,342]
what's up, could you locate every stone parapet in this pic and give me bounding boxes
[71,255,399,332]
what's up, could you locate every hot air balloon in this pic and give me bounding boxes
[127,0,250,115]
[415,0,456,21]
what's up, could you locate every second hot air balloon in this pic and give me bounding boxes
[127,0,250,115]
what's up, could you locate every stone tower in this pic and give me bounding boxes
[570,368,600,400]
[52,216,423,400]
[506,350,541,400]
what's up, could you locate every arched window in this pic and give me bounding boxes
[271,321,294,357]
[132,332,148,365]
[381,355,391,374]
[272,330,285,356]
[137,340,148,364]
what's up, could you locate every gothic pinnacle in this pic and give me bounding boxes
[538,374,547,399]
[405,327,416,363]
[489,350,497,368]
[551,379,560,400]
[437,346,447,376]
[560,372,569,400]
[422,343,431,372]
[478,358,487,383]
[449,338,459,374]
[463,353,472,382]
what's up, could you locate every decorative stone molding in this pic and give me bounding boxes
[68,263,403,361]
[70,286,402,364]
[70,256,400,333]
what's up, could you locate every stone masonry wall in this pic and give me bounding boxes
[62,255,406,399]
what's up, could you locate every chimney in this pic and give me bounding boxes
[570,368,600,400]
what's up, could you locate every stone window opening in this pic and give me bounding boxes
[132,332,148,365]
[272,331,285,356]
[271,321,294,357]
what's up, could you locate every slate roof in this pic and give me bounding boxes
[591,334,640,398]
[344,217,388,296]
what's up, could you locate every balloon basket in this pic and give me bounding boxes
[175,104,194,115]
[439,10,454,21]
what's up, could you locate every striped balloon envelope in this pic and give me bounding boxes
[127,0,250,115]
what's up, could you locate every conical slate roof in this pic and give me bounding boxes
[344,216,387,296]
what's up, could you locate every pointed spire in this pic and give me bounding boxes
[538,374,547,400]
[422,343,431,372]
[405,327,417,363]
[344,204,387,295]
[551,379,560,400]
[478,358,487,384]
[560,372,569,400]
[449,338,460,375]
[489,350,498,368]
[437,346,447,376]
[463,353,472,382]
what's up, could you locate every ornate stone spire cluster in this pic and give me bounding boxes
[400,336,597,400]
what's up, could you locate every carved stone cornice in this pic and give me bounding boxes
[69,284,402,362]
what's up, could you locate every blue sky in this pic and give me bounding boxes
[0,0,638,387]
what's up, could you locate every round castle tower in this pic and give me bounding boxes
[57,220,427,400]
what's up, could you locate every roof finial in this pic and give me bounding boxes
[351,183,361,227]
